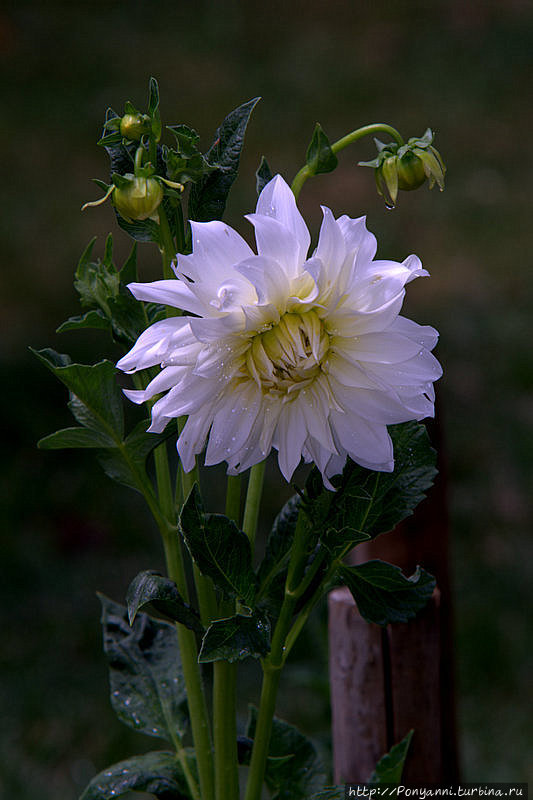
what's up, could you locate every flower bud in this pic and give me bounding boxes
[360,128,445,208]
[112,174,163,221]
[119,112,152,141]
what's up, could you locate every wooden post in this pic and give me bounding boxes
[329,417,459,782]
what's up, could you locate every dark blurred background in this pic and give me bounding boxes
[2,1,533,796]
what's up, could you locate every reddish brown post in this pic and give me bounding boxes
[329,418,459,782]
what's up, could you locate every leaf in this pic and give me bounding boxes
[56,309,111,334]
[38,426,114,449]
[257,494,301,589]
[306,123,338,176]
[306,421,437,546]
[198,612,270,662]
[127,570,203,634]
[180,485,256,605]
[188,97,261,221]
[320,526,371,559]
[148,76,162,141]
[32,350,124,438]
[369,729,414,785]
[97,418,174,491]
[99,594,189,743]
[308,789,344,800]
[256,155,273,195]
[247,708,326,800]
[339,560,436,626]
[80,750,190,799]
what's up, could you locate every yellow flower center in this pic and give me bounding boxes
[246,310,329,395]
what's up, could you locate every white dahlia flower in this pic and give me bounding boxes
[118,175,441,487]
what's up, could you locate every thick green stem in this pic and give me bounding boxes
[291,122,404,200]
[242,461,266,547]
[244,508,311,800]
[158,204,177,280]
[212,474,242,800]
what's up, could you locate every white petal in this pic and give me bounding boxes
[327,292,405,337]
[331,410,394,472]
[182,220,254,281]
[314,206,346,284]
[246,213,302,279]
[329,376,419,424]
[205,385,262,466]
[387,316,439,350]
[117,318,191,373]
[236,255,291,309]
[178,407,216,472]
[274,401,308,481]
[337,214,378,267]
[339,331,425,364]
[123,366,186,404]
[127,279,207,316]
[255,175,310,267]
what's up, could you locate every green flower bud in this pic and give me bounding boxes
[119,112,152,141]
[360,128,446,208]
[112,174,163,221]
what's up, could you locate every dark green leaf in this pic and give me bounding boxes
[198,612,270,662]
[320,526,371,558]
[306,123,338,176]
[369,729,414,785]
[308,789,344,800]
[97,419,173,491]
[180,485,256,605]
[188,97,260,221]
[127,570,203,634]
[148,77,162,141]
[38,426,113,449]
[257,494,301,589]
[56,309,111,334]
[97,131,123,147]
[306,421,437,546]
[339,560,436,626]
[256,156,273,195]
[32,350,124,438]
[99,595,188,742]
[247,708,326,800]
[80,750,190,800]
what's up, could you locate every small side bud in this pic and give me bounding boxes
[360,128,446,207]
[112,174,164,221]
[119,112,152,142]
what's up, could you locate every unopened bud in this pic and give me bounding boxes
[113,174,163,221]
[119,112,152,142]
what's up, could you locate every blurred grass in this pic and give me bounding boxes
[2,0,533,796]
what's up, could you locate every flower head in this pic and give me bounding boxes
[118,175,441,487]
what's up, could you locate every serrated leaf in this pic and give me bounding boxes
[180,485,256,605]
[127,570,203,633]
[369,729,414,785]
[198,612,270,663]
[188,97,260,221]
[99,595,188,743]
[306,123,338,176]
[256,155,273,195]
[339,560,436,626]
[97,419,173,491]
[32,350,124,438]
[80,750,190,800]
[307,421,437,545]
[38,426,114,449]
[320,526,371,558]
[247,708,326,800]
[57,309,111,334]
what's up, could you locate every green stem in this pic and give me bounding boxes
[290,122,404,200]
[213,475,242,800]
[158,203,177,281]
[244,507,311,800]
[134,145,145,175]
[242,461,266,547]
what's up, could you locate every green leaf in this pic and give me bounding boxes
[99,595,188,743]
[56,309,111,334]
[306,123,338,176]
[320,526,371,559]
[38,426,113,449]
[198,612,270,663]
[247,708,326,800]
[369,729,414,785]
[257,494,301,589]
[188,97,261,221]
[148,76,162,141]
[339,560,436,626]
[80,750,191,799]
[126,570,203,634]
[256,155,273,195]
[32,350,124,438]
[97,419,173,491]
[307,421,437,545]
[180,485,256,605]
[308,789,344,800]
